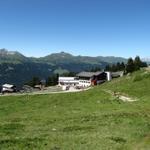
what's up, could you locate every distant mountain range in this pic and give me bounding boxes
[142,57,150,63]
[0,48,127,87]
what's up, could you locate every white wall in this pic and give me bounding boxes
[58,77,79,86]
[106,72,112,81]
[78,80,91,87]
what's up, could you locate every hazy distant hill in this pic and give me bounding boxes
[39,51,127,64]
[0,49,30,64]
[142,57,150,64]
[0,49,127,86]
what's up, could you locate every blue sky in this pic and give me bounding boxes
[0,0,150,58]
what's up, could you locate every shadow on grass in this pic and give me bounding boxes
[0,137,45,148]
[108,136,127,143]
[0,123,25,135]
[63,125,94,132]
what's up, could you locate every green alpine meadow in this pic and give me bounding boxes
[0,69,150,150]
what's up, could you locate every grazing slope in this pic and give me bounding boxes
[0,69,150,149]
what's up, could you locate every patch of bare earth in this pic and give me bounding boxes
[103,90,137,102]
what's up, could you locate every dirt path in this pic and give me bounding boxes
[103,89,137,102]
[0,87,92,97]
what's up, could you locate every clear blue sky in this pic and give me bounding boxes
[0,0,150,58]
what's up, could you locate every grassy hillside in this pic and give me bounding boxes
[102,69,150,99]
[0,69,150,149]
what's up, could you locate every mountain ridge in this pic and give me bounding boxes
[0,49,127,64]
[0,48,127,86]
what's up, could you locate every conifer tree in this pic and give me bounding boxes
[126,58,135,73]
[134,56,142,70]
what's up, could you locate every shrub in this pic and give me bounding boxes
[133,75,142,82]
[142,72,150,79]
